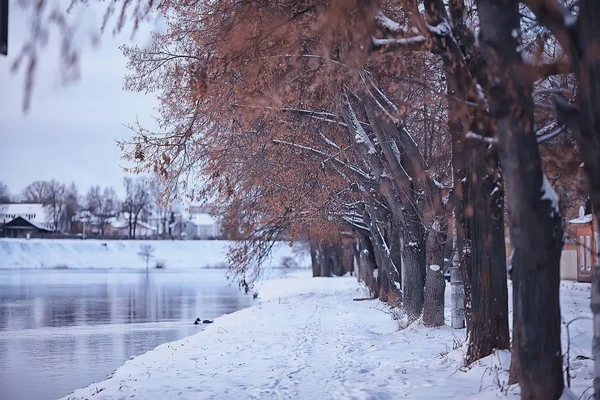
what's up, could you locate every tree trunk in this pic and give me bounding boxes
[423,229,446,327]
[357,232,379,298]
[476,0,564,396]
[592,265,600,399]
[548,3,600,396]
[319,242,332,277]
[364,208,401,303]
[401,216,426,322]
[464,141,510,364]
[450,265,465,329]
[310,238,320,277]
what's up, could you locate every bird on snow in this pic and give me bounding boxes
[194,318,201,325]
[202,319,213,324]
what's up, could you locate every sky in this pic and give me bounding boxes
[0,0,162,198]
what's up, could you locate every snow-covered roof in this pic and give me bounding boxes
[107,217,158,231]
[0,203,44,216]
[189,213,220,226]
[107,217,128,229]
[0,203,52,226]
[137,221,158,231]
[569,214,593,224]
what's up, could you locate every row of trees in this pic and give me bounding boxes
[10,0,600,398]
[0,177,166,238]
[108,0,595,398]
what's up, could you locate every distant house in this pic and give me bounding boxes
[0,203,55,237]
[0,216,52,238]
[105,215,158,238]
[190,213,222,238]
[170,213,222,239]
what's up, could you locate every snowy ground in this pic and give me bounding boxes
[0,239,309,270]
[62,272,594,399]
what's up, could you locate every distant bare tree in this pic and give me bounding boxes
[0,181,10,203]
[21,180,50,203]
[138,244,155,271]
[99,188,119,236]
[123,177,151,239]
[85,186,102,213]
[149,179,170,238]
[44,180,66,232]
[60,182,79,232]
[86,185,119,236]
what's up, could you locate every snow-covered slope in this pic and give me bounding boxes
[61,271,594,399]
[0,239,310,270]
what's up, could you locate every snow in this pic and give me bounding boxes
[371,35,426,48]
[466,131,498,144]
[570,214,593,224]
[375,10,404,33]
[541,173,561,217]
[60,273,594,400]
[427,20,452,37]
[564,13,577,28]
[0,239,310,270]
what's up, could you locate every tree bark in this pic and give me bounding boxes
[592,266,600,399]
[476,0,564,397]
[450,264,465,329]
[423,229,446,327]
[465,141,510,364]
[356,231,379,298]
[310,238,320,277]
[401,215,426,322]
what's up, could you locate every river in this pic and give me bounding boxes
[0,269,262,400]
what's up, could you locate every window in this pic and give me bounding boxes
[580,235,586,271]
[586,236,592,271]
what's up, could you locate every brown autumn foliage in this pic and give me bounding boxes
[115,0,452,291]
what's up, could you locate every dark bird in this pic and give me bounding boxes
[202,319,213,324]
[194,318,201,325]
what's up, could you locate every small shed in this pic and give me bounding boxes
[569,208,598,283]
[0,216,52,238]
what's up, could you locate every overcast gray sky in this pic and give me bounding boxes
[0,1,161,198]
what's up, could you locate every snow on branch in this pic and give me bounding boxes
[466,131,498,144]
[375,10,407,34]
[319,131,340,149]
[426,20,453,37]
[271,139,372,181]
[371,36,427,52]
[536,124,566,143]
[341,92,377,155]
[541,173,560,217]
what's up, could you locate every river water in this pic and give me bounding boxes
[0,269,260,400]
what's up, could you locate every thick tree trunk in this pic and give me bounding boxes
[365,208,401,304]
[476,0,564,397]
[315,241,331,277]
[450,264,465,329]
[464,142,510,364]
[310,238,320,277]
[423,229,446,327]
[592,265,600,399]
[401,216,426,322]
[356,232,379,298]
[576,4,600,397]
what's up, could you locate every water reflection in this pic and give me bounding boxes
[0,269,254,400]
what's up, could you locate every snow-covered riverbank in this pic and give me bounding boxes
[0,239,309,270]
[62,271,593,399]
